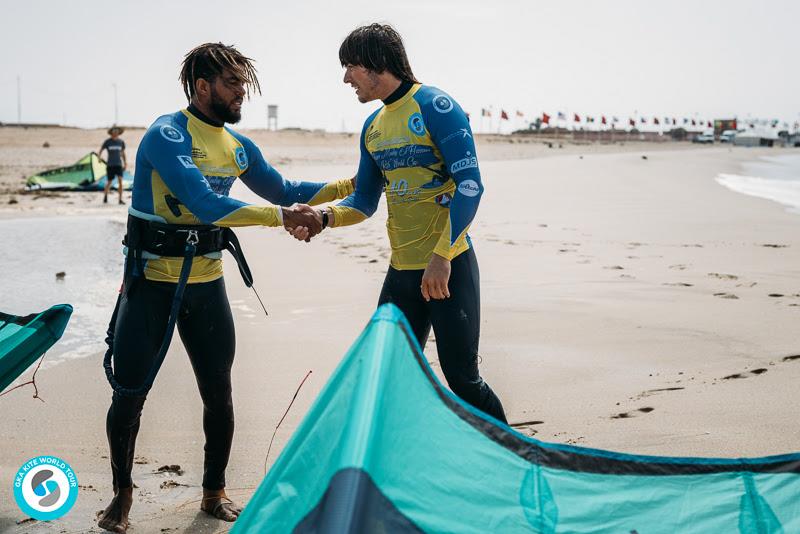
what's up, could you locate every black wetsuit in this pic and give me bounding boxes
[106,278,235,490]
[378,247,507,423]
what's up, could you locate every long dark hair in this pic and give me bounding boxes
[339,24,419,84]
[179,43,261,102]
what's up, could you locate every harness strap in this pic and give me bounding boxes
[104,233,198,397]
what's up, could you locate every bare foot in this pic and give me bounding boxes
[201,489,242,522]
[97,486,133,533]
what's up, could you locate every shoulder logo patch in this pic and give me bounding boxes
[159,124,184,143]
[408,113,426,136]
[432,94,454,114]
[234,147,248,170]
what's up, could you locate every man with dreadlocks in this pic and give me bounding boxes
[289,24,508,425]
[97,43,353,533]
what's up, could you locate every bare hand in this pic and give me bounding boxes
[282,204,322,242]
[421,254,451,301]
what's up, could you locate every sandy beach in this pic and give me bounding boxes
[1,127,799,533]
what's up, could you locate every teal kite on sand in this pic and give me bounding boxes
[0,305,72,393]
[25,153,133,191]
[234,304,799,533]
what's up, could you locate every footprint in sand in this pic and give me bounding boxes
[681,244,704,248]
[638,387,685,398]
[604,265,625,270]
[662,282,693,287]
[761,243,788,248]
[721,368,768,380]
[713,292,739,300]
[783,355,800,362]
[669,264,688,270]
[611,407,654,419]
[768,293,784,298]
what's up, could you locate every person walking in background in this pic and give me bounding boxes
[99,126,127,205]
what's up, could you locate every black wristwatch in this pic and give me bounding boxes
[321,210,329,229]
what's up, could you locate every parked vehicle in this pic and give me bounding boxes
[719,130,737,143]
[692,133,714,144]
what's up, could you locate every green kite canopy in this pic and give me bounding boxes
[234,304,799,533]
[26,153,132,191]
[0,304,72,393]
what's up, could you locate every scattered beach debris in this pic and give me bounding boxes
[79,484,97,492]
[641,155,648,160]
[42,141,50,148]
[708,273,738,280]
[662,282,693,287]
[159,479,187,489]
[604,265,624,270]
[133,456,150,465]
[55,271,66,280]
[16,518,37,525]
[713,292,738,299]
[768,293,784,298]
[156,464,184,476]
[368,259,378,263]
[761,243,788,248]
[668,264,688,270]
[538,223,548,228]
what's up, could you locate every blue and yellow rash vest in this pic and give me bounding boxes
[132,107,353,283]
[330,83,483,270]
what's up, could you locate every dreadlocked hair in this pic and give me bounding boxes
[339,24,419,84]
[180,43,261,102]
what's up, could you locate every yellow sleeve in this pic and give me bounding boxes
[213,205,283,227]
[307,178,355,206]
[329,205,368,228]
[433,218,471,260]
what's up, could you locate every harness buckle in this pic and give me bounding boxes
[186,230,199,246]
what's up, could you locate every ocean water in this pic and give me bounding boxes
[0,215,125,372]
[716,154,800,215]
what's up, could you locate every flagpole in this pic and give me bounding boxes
[17,75,21,124]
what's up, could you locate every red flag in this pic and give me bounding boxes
[707,121,712,128]
[653,117,660,125]
[542,112,551,124]
[501,110,509,121]
[629,118,635,127]
[601,116,607,125]
[640,117,647,124]
[573,113,581,122]
[691,119,696,126]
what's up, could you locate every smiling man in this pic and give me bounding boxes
[290,24,507,425]
[97,43,353,533]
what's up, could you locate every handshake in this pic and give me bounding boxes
[281,204,326,242]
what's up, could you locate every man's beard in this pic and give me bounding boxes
[210,86,242,124]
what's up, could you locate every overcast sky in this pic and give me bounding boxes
[1,0,797,133]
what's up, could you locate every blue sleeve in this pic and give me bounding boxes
[335,111,383,220]
[141,120,251,224]
[419,89,484,246]
[231,132,330,206]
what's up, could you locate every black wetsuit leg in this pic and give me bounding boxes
[378,247,507,423]
[176,278,235,491]
[106,277,235,490]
